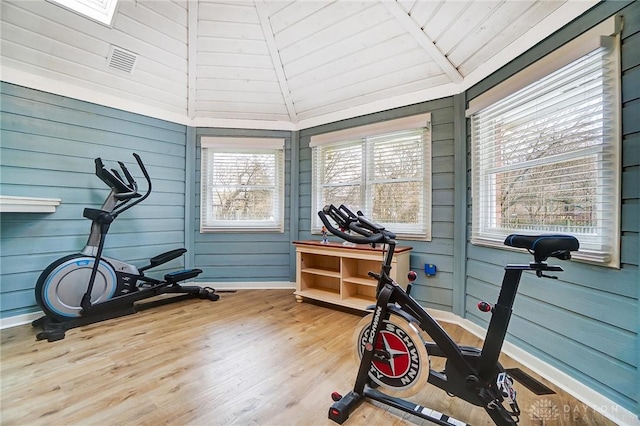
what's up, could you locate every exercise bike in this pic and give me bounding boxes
[32,153,218,342]
[318,204,579,426]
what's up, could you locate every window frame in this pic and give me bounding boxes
[468,17,621,267]
[48,0,119,26]
[310,114,432,240]
[200,137,285,233]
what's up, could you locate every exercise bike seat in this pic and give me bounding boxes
[504,234,579,262]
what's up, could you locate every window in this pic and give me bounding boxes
[311,114,432,240]
[48,0,119,26]
[200,137,285,232]
[469,18,621,267]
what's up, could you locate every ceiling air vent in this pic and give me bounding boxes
[107,45,138,74]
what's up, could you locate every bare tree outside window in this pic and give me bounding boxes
[200,139,285,232]
[313,127,431,238]
[471,44,620,265]
[319,142,362,209]
[491,95,603,235]
[371,135,423,225]
[209,153,275,221]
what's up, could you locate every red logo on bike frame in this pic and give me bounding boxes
[359,319,422,390]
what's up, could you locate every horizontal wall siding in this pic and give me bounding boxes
[193,128,293,283]
[0,1,189,116]
[299,97,457,311]
[465,1,639,416]
[621,1,640,419]
[0,82,188,319]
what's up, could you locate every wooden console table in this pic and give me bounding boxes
[293,240,412,311]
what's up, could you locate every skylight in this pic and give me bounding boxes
[49,0,119,26]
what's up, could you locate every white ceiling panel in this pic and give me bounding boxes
[0,0,598,130]
[277,4,391,64]
[405,0,444,29]
[434,1,502,56]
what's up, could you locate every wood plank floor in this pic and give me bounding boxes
[1,289,615,426]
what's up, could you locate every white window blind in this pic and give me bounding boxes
[200,137,285,232]
[311,114,432,240]
[470,32,620,267]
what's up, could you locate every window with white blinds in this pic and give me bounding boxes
[200,137,285,232]
[311,114,432,240]
[470,24,620,267]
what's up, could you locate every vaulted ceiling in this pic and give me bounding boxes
[0,0,597,130]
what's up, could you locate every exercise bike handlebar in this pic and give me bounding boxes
[318,204,396,246]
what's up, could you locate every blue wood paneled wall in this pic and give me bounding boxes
[0,82,189,318]
[465,1,639,415]
[298,98,458,311]
[192,128,293,283]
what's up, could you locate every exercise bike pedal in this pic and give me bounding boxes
[164,268,202,284]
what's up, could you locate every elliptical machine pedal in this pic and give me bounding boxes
[198,287,220,301]
[164,269,203,284]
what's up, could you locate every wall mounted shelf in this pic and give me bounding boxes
[0,195,61,213]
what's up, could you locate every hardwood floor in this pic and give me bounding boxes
[1,290,615,426]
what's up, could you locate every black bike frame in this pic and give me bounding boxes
[339,240,562,426]
[320,203,576,425]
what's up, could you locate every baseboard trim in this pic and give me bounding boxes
[427,308,640,426]
[1,311,43,329]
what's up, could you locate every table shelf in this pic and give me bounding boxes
[293,240,411,311]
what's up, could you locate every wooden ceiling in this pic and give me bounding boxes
[0,0,597,130]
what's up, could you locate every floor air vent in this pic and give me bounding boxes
[107,45,138,74]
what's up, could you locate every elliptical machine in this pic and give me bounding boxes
[32,153,218,342]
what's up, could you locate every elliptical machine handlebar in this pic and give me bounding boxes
[94,153,153,217]
[116,160,137,196]
[130,152,152,203]
[94,158,135,199]
[318,204,396,246]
